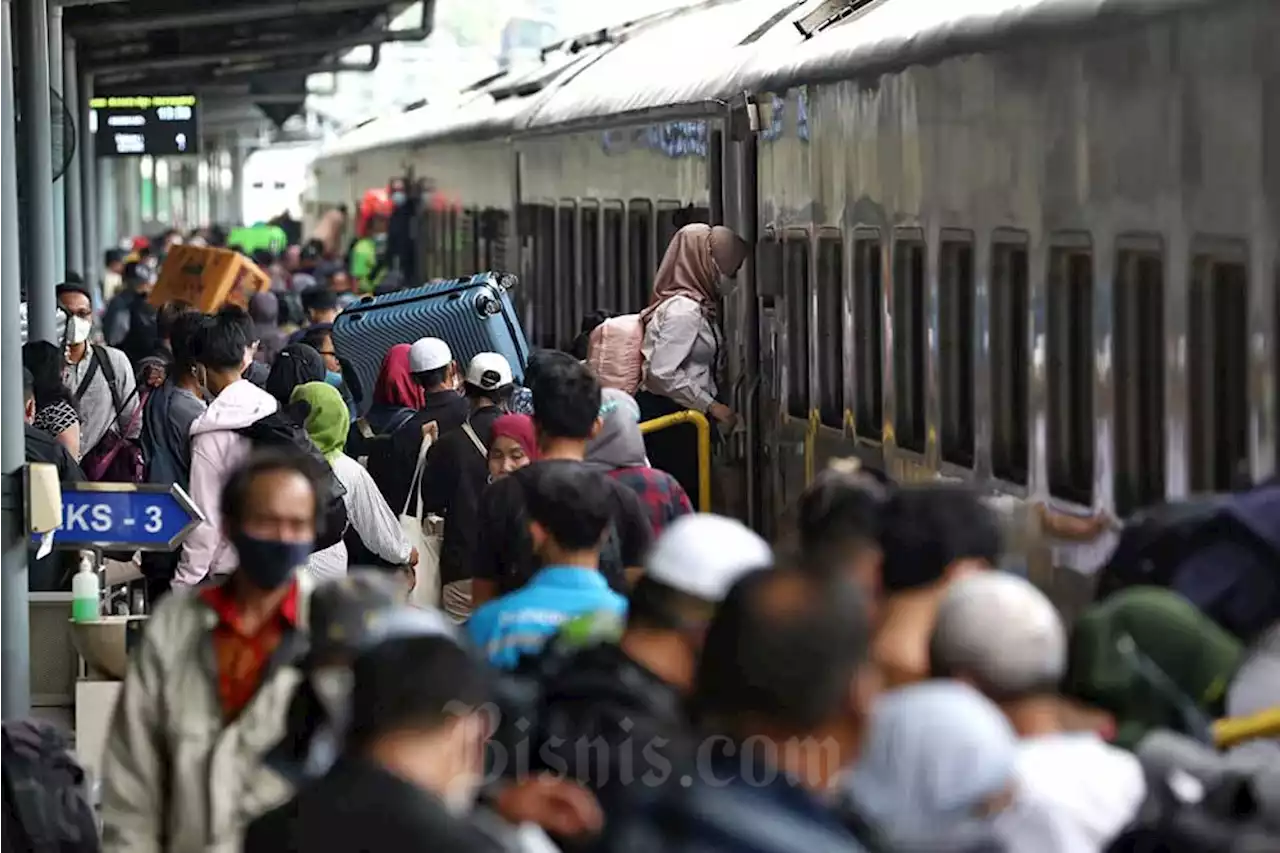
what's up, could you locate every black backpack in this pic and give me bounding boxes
[238,412,350,551]
[1094,483,1280,645]
[1,720,100,853]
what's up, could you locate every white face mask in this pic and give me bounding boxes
[716,275,740,298]
[65,315,92,346]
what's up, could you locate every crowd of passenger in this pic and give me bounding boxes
[10,217,1279,853]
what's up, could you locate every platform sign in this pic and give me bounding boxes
[91,95,200,157]
[32,483,204,552]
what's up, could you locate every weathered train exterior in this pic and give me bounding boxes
[309,0,1279,596]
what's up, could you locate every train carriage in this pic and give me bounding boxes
[309,0,1279,612]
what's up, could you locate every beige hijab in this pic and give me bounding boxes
[641,224,748,321]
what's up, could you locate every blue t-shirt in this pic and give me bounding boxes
[466,566,627,669]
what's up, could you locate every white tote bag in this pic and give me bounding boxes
[399,421,443,608]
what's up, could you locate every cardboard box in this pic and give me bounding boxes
[149,245,270,313]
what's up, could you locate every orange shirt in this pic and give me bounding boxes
[200,580,300,721]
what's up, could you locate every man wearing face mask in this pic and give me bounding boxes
[176,308,288,589]
[244,632,504,853]
[100,450,323,853]
[56,282,142,466]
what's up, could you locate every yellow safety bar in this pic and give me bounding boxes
[1213,707,1280,750]
[639,409,712,512]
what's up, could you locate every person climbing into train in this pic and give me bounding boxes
[633,223,748,503]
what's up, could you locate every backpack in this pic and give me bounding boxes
[1,720,101,853]
[587,314,646,394]
[237,412,350,551]
[77,349,146,484]
[1094,483,1280,644]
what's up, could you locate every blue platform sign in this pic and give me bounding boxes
[33,483,205,552]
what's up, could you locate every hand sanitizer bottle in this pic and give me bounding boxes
[72,553,100,623]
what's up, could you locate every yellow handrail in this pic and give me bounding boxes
[639,409,712,512]
[1213,707,1280,750]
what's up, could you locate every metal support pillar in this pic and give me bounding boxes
[98,157,117,255]
[16,0,57,342]
[62,35,83,279]
[79,70,97,302]
[2,0,32,721]
[230,141,245,227]
[47,2,65,282]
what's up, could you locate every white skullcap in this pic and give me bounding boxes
[931,571,1066,696]
[408,337,452,373]
[644,514,772,603]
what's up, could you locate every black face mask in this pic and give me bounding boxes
[232,531,312,590]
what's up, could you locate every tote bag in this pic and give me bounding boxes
[399,421,443,608]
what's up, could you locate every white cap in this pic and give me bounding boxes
[644,514,772,603]
[931,572,1066,695]
[465,352,514,391]
[408,337,452,373]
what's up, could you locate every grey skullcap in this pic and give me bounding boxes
[931,572,1066,698]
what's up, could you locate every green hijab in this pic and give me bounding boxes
[1063,587,1244,748]
[291,381,349,461]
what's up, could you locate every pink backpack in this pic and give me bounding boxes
[587,313,646,393]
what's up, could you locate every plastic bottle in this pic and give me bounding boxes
[71,553,100,623]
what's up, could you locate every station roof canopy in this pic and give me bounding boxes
[67,0,433,127]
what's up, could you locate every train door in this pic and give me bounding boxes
[717,101,768,534]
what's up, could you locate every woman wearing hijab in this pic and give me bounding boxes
[487,413,537,482]
[345,343,425,463]
[249,292,288,367]
[291,382,414,583]
[588,388,693,535]
[1063,587,1244,749]
[266,343,328,409]
[636,223,748,501]
[846,680,1087,852]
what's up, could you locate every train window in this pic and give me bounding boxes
[657,202,682,255]
[990,236,1029,485]
[784,236,811,419]
[478,208,509,272]
[531,204,558,349]
[939,234,976,468]
[457,208,477,276]
[603,203,624,314]
[816,234,845,428]
[580,201,600,313]
[1188,246,1249,492]
[1112,242,1166,516]
[557,203,577,349]
[893,235,926,454]
[627,201,653,313]
[1046,240,1095,505]
[853,234,883,441]
[420,209,438,280]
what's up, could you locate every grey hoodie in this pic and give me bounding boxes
[586,388,648,470]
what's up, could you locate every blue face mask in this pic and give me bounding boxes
[232,531,312,590]
[391,191,407,207]
[325,371,344,389]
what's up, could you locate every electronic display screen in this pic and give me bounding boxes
[91,95,199,157]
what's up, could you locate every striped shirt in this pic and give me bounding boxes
[466,567,626,670]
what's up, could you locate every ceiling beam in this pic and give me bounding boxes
[69,0,398,38]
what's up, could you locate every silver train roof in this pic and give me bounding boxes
[317,0,1223,156]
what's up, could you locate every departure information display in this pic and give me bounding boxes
[91,95,199,157]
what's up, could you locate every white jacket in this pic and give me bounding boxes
[99,575,313,853]
[175,380,278,588]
